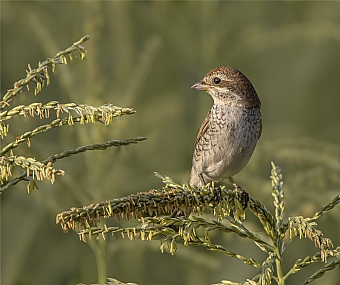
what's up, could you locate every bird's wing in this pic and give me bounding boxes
[193,108,211,158]
[190,109,211,186]
[258,116,262,139]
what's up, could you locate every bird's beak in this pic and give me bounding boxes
[191,80,209,91]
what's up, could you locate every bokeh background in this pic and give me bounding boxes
[1,1,340,285]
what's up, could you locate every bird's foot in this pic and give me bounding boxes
[233,183,249,210]
[213,186,222,204]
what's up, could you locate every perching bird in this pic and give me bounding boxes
[189,66,262,187]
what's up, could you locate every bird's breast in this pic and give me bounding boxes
[194,104,261,181]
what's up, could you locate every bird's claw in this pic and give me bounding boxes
[233,183,249,210]
[213,186,222,204]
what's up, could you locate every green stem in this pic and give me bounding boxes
[276,256,285,285]
[88,238,107,284]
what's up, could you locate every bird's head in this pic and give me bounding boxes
[191,66,261,108]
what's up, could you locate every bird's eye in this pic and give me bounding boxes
[213,77,221,85]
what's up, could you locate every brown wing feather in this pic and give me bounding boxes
[258,117,262,139]
[190,109,212,186]
[193,108,211,158]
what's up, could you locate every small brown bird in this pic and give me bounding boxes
[190,66,262,187]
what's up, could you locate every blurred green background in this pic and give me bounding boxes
[1,1,340,285]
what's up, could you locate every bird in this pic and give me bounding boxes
[189,66,262,187]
